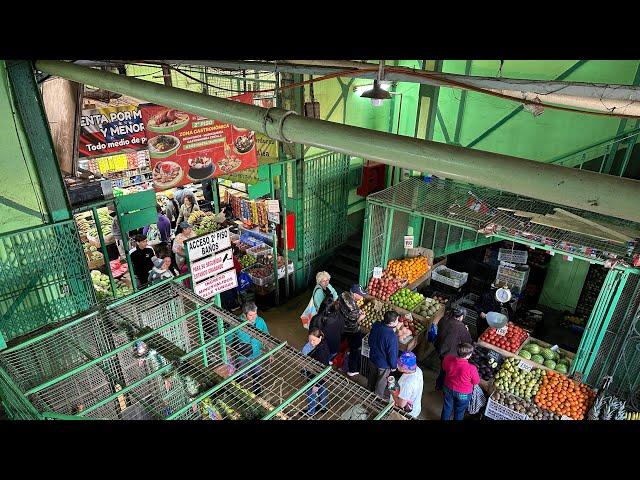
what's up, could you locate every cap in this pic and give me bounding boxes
[165,191,174,199]
[179,221,192,229]
[350,284,368,296]
[398,352,417,372]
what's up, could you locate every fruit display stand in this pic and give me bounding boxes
[517,337,575,374]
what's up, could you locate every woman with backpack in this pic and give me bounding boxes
[312,271,338,311]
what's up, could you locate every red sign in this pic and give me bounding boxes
[79,105,147,158]
[139,93,258,191]
[193,269,238,299]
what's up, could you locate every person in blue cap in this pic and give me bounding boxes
[392,351,424,418]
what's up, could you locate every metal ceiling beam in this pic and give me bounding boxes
[37,60,640,223]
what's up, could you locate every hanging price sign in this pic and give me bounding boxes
[518,360,533,372]
[404,235,414,249]
[373,267,383,279]
[496,326,508,336]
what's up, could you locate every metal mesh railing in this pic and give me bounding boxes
[0,221,97,342]
[368,177,640,264]
[0,281,409,420]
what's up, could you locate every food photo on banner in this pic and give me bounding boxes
[79,104,147,157]
[139,93,259,191]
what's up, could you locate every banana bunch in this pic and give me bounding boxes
[625,411,640,420]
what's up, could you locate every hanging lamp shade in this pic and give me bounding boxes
[360,80,392,101]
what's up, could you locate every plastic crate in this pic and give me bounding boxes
[484,391,530,420]
[496,264,529,294]
[247,244,271,257]
[245,264,275,286]
[431,265,468,289]
[498,248,528,264]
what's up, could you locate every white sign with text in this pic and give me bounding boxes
[186,228,231,262]
[404,235,414,249]
[193,269,238,299]
[191,249,234,284]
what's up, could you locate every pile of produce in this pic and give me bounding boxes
[246,265,273,279]
[188,211,221,236]
[491,391,562,420]
[386,256,429,284]
[587,394,627,420]
[367,276,405,301]
[518,341,572,373]
[359,299,385,331]
[77,216,92,237]
[494,358,544,400]
[534,371,595,420]
[625,411,640,420]
[479,322,529,353]
[430,294,449,305]
[469,345,502,381]
[400,315,426,337]
[239,254,257,269]
[389,288,424,311]
[96,208,112,236]
[234,240,253,252]
[413,297,442,318]
[83,242,103,263]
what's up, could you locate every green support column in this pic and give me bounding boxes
[381,208,394,268]
[360,202,372,285]
[91,207,117,297]
[5,61,71,222]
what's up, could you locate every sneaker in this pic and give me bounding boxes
[346,371,359,377]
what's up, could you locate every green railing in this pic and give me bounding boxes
[550,126,640,177]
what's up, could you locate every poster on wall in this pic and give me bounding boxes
[140,93,258,191]
[79,105,147,158]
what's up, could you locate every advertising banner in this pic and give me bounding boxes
[79,105,147,158]
[140,93,258,191]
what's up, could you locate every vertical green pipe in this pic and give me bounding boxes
[619,130,639,177]
[360,202,372,285]
[117,208,137,291]
[91,207,117,297]
[281,161,290,297]
[268,165,280,305]
[214,294,227,364]
[381,208,394,268]
[212,178,220,213]
[445,224,451,250]
[431,222,438,251]
[583,271,629,378]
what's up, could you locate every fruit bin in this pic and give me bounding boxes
[495,264,529,294]
[516,337,575,373]
[431,265,468,289]
[244,264,275,286]
[484,390,531,420]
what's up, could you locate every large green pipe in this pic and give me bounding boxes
[36,60,640,223]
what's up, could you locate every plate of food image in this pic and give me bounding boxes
[153,161,184,189]
[233,134,255,155]
[147,109,190,133]
[187,156,215,180]
[218,156,243,174]
[148,135,181,158]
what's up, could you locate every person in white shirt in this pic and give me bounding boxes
[392,351,424,419]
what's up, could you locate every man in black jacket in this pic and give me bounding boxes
[434,307,472,390]
[129,234,156,289]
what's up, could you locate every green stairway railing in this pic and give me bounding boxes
[550,126,640,177]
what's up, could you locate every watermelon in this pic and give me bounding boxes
[531,354,544,364]
[544,360,556,369]
[525,343,541,355]
[519,350,532,360]
[555,364,568,374]
[558,357,571,366]
[541,348,555,360]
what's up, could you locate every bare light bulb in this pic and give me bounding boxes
[371,98,383,107]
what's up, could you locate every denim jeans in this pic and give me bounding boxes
[441,385,470,420]
[307,382,328,415]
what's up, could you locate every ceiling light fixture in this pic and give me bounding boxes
[359,60,392,107]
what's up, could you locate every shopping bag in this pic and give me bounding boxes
[300,296,317,329]
[238,271,252,292]
[467,384,487,415]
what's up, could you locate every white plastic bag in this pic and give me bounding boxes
[300,297,317,329]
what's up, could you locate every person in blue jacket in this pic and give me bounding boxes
[366,310,400,398]
[233,302,270,395]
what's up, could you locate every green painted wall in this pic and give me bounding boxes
[0,61,47,234]
[433,60,640,161]
[538,255,590,313]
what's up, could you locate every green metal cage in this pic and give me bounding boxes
[359,176,640,394]
[0,279,409,420]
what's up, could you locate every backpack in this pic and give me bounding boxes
[146,223,161,243]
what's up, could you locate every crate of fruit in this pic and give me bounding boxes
[245,264,275,286]
[517,337,575,375]
[484,391,531,420]
[247,243,272,257]
[431,265,468,288]
[496,264,529,293]
[498,248,528,264]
